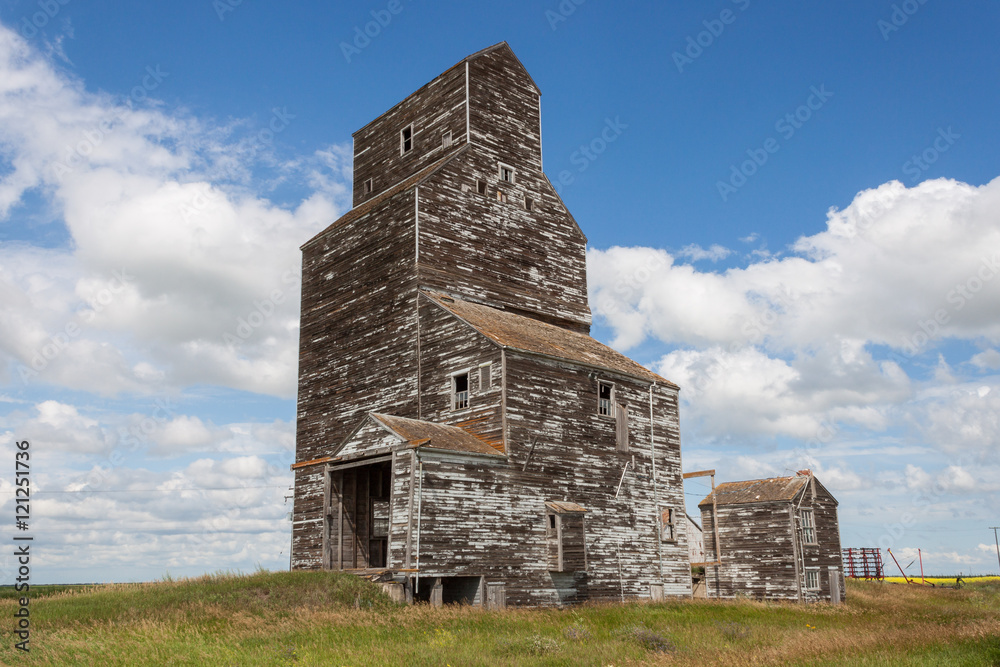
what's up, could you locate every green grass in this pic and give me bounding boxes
[1,572,997,666]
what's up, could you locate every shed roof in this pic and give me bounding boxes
[370,413,503,457]
[697,475,810,508]
[423,291,675,387]
[545,501,587,514]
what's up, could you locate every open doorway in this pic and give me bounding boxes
[326,460,391,570]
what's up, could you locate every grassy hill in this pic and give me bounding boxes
[1,571,997,666]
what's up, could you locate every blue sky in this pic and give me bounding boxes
[1,0,998,583]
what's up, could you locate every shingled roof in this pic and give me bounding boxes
[423,292,675,387]
[697,475,810,507]
[371,413,503,457]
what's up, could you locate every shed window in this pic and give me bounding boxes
[400,125,413,154]
[598,382,613,416]
[616,403,629,452]
[442,130,452,148]
[496,190,507,204]
[479,363,492,390]
[476,180,487,196]
[660,507,675,542]
[805,568,820,591]
[452,372,469,410]
[363,178,373,195]
[499,163,515,183]
[801,509,817,545]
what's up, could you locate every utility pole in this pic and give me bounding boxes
[991,527,1000,574]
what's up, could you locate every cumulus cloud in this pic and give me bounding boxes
[969,348,1000,370]
[0,23,351,398]
[677,243,733,263]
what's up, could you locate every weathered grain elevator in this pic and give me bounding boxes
[291,42,691,606]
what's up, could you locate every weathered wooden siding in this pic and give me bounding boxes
[293,188,420,570]
[502,353,691,602]
[417,151,591,332]
[798,480,846,603]
[352,62,468,206]
[702,479,846,602]
[702,502,799,600]
[468,46,542,176]
[416,295,504,451]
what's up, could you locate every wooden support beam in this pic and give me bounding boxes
[682,469,716,479]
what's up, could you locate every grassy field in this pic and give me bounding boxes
[1,571,998,666]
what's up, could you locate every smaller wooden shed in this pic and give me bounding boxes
[698,471,845,603]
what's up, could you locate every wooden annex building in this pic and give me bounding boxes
[290,43,692,607]
[698,472,846,603]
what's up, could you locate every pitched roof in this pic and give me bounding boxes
[301,145,469,250]
[371,413,504,457]
[423,292,675,387]
[697,475,809,507]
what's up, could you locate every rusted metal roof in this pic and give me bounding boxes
[545,501,587,514]
[301,146,469,250]
[371,413,504,457]
[697,475,809,507]
[423,292,676,387]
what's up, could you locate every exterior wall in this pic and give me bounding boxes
[701,480,846,603]
[468,46,542,176]
[293,190,420,570]
[798,481,846,603]
[352,63,468,206]
[502,353,690,602]
[417,296,504,451]
[417,150,591,332]
[701,502,799,600]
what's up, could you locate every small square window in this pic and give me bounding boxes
[479,363,492,390]
[363,178,373,195]
[805,569,820,591]
[452,372,469,410]
[400,125,413,154]
[598,382,613,416]
[476,180,487,196]
[442,131,452,148]
[497,190,507,204]
[499,164,515,183]
[525,197,534,212]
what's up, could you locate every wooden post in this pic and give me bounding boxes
[430,578,443,607]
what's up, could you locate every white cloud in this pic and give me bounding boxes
[0,23,351,398]
[970,348,1000,370]
[677,243,733,262]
